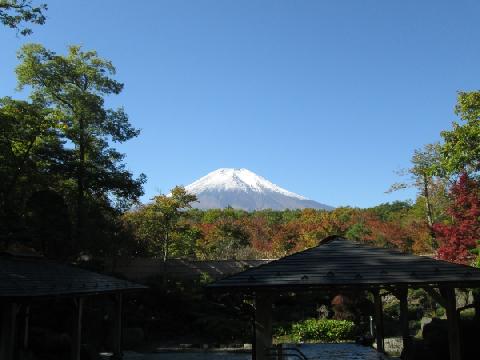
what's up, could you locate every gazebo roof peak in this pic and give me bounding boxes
[208,235,480,291]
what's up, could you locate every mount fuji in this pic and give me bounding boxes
[184,168,333,211]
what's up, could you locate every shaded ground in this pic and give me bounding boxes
[124,343,397,359]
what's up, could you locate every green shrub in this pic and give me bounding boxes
[460,308,475,320]
[384,302,400,320]
[435,307,445,318]
[290,319,355,342]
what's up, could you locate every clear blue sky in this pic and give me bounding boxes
[2,0,480,208]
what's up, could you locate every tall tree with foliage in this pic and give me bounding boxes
[440,91,480,176]
[431,90,480,263]
[388,143,447,249]
[15,44,145,248]
[434,173,480,264]
[0,96,66,245]
[125,186,197,283]
[0,0,47,35]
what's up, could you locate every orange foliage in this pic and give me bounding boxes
[184,203,433,259]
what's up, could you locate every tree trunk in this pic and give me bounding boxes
[423,174,437,249]
[76,118,86,250]
[162,232,169,287]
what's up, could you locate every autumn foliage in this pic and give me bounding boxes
[434,173,480,264]
[124,200,437,261]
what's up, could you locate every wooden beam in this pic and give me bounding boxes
[254,292,272,360]
[0,302,18,360]
[113,293,123,359]
[440,287,462,360]
[397,287,411,358]
[71,297,84,360]
[372,289,385,353]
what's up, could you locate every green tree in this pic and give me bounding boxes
[0,96,65,245]
[125,186,197,283]
[0,0,47,35]
[388,143,447,248]
[345,222,371,241]
[25,190,71,260]
[207,221,251,259]
[15,44,145,248]
[171,224,202,259]
[440,91,480,176]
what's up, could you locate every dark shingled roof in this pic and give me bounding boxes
[0,254,146,298]
[209,236,480,290]
[113,258,272,281]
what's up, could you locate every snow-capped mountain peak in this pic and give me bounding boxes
[185,168,307,200]
[184,168,332,211]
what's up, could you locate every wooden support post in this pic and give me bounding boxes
[113,293,123,359]
[255,292,272,360]
[252,310,257,360]
[18,304,31,360]
[473,289,480,322]
[440,287,461,360]
[276,343,283,360]
[72,297,84,360]
[23,305,30,350]
[0,302,18,360]
[397,287,411,358]
[372,289,385,353]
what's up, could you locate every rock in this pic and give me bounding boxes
[383,337,403,355]
[420,317,432,331]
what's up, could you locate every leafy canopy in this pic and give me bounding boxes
[440,91,480,176]
[0,96,65,220]
[0,0,47,35]
[125,186,197,259]
[434,173,480,264]
[15,43,145,211]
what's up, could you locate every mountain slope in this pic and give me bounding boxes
[184,168,333,211]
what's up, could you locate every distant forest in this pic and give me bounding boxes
[125,201,441,261]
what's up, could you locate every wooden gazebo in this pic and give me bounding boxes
[209,236,480,360]
[0,253,146,360]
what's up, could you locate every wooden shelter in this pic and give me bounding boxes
[209,236,480,360]
[112,258,271,281]
[0,253,146,360]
